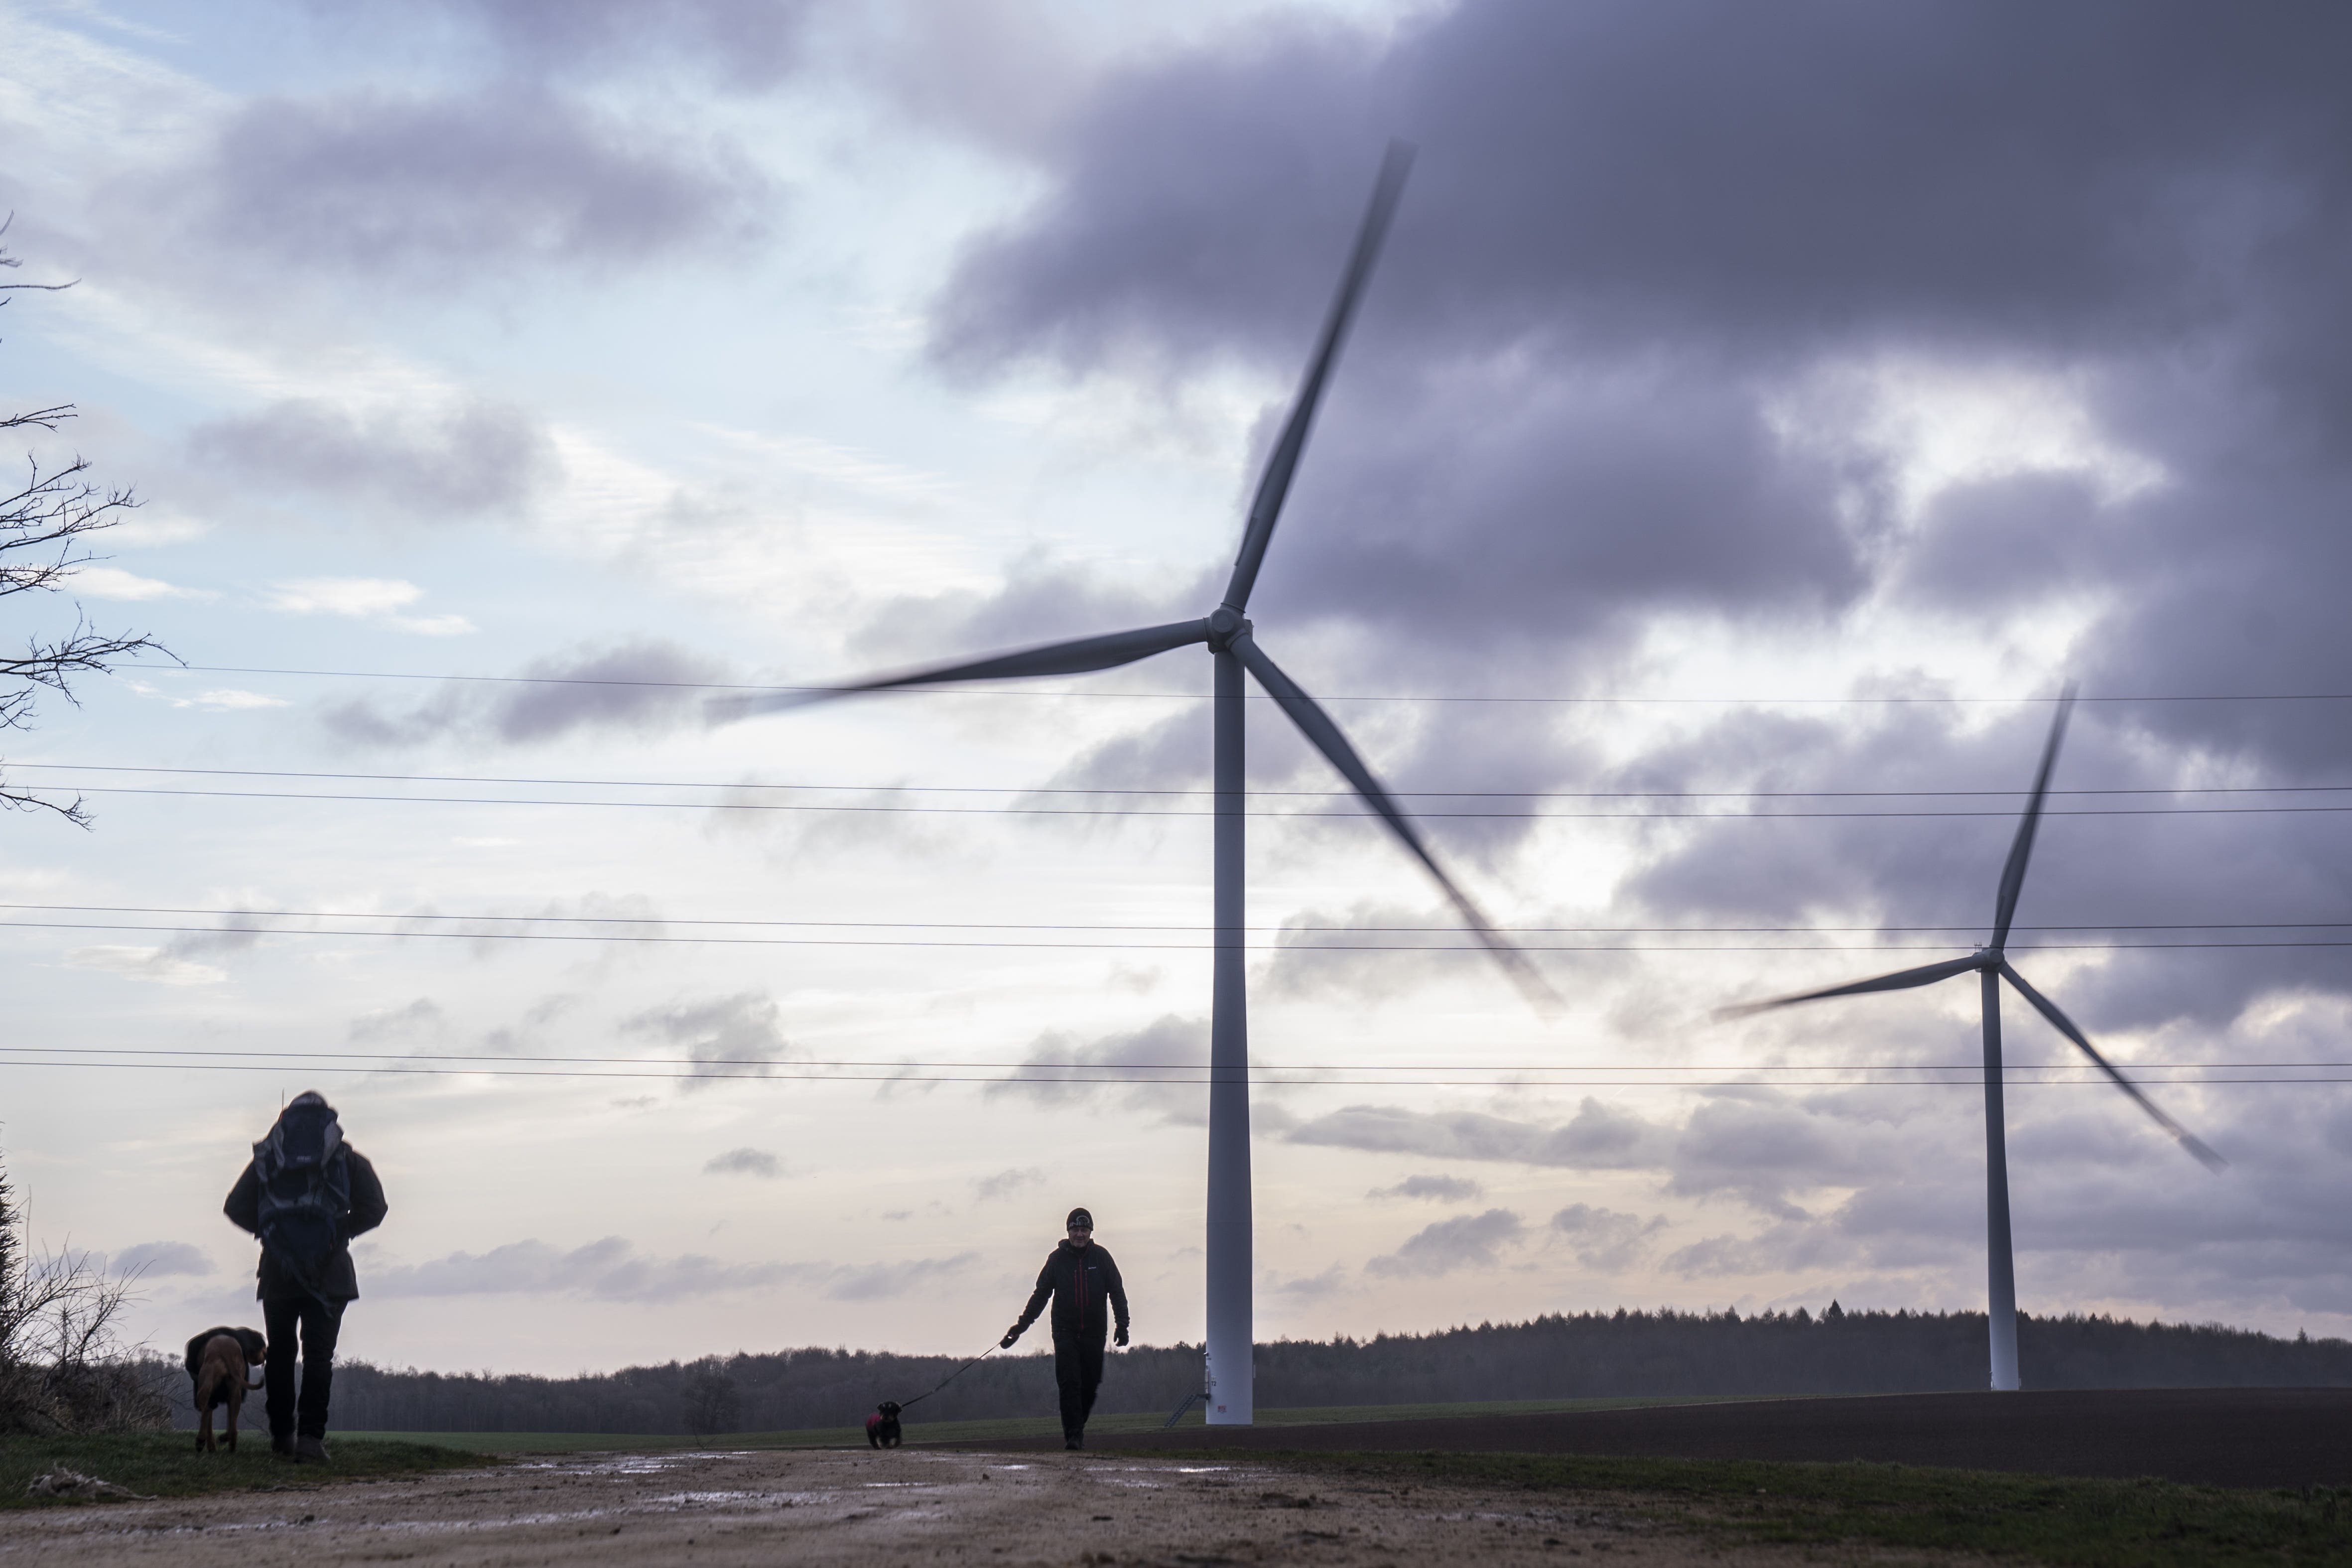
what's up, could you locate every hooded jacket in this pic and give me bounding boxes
[224,1101,387,1304]
[1015,1239,1129,1343]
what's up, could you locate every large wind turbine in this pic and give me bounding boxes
[717,145,1546,1425]
[1723,690,2223,1392]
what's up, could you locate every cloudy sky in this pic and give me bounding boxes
[4,0,2350,1378]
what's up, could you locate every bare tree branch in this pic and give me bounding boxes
[0,213,74,297]
[0,223,171,828]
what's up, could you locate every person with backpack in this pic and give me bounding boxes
[1000,1207,1129,1449]
[223,1092,387,1462]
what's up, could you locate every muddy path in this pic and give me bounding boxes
[0,1445,1918,1567]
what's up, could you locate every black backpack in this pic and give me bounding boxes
[253,1096,350,1288]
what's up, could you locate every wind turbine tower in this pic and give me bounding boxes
[1725,691,2223,1391]
[719,144,1548,1424]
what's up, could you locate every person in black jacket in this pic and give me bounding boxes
[1002,1207,1129,1449]
[223,1092,388,1462]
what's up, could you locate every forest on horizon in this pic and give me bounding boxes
[157,1305,2352,1435]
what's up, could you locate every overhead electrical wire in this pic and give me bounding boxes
[129,663,2352,705]
[14,762,2352,800]
[0,1060,2342,1087]
[7,902,2347,933]
[14,1046,2348,1071]
[0,917,2343,952]
[2,1045,2338,1076]
[11,782,2351,819]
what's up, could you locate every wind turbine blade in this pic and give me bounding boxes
[1714,953,1986,1019]
[1990,684,2077,951]
[1220,141,1415,615]
[1998,960,2226,1172]
[708,619,1211,723]
[1228,631,1558,1014]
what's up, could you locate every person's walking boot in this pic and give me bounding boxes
[271,1432,295,1460]
[294,1435,332,1464]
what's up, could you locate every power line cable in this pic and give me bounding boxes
[7,902,2347,933]
[0,1054,2338,1087]
[2,1045,2335,1074]
[131,663,2352,705]
[23,783,2352,819]
[2,918,2343,952]
[15,762,2352,800]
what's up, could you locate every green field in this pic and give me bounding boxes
[333,1391,1781,1453]
[1,1434,483,1510]
[1275,1450,2352,1568]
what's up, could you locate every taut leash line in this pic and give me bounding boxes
[896,1342,1001,1412]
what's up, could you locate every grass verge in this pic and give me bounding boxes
[1,1433,488,1509]
[1263,1449,2352,1567]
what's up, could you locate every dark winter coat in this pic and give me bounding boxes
[1015,1239,1129,1344]
[224,1147,388,1303]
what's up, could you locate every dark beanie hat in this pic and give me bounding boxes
[1066,1207,1094,1230]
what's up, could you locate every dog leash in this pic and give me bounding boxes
[895,1341,1002,1412]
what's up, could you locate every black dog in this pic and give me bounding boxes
[185,1325,267,1452]
[865,1401,903,1448]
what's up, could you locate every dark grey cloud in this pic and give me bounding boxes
[1638,1072,2352,1314]
[1549,1204,1667,1273]
[625,991,794,1092]
[1034,704,1211,797]
[1289,1097,1670,1171]
[493,643,730,743]
[1257,899,1468,1006]
[1365,1207,1525,1277]
[846,556,1194,672]
[431,0,816,89]
[703,1147,781,1178]
[1270,1263,1350,1301]
[1663,1092,1893,1222]
[973,1167,1045,1202]
[369,1236,782,1300]
[1625,696,2352,1035]
[367,1235,972,1302]
[984,1013,1206,1126]
[1291,1086,1958,1227]
[190,397,556,519]
[324,639,726,750]
[822,1254,981,1303]
[1369,1173,1483,1203]
[1663,1220,1856,1282]
[941,4,2352,383]
[160,916,266,964]
[926,0,2352,1053]
[1259,896,1627,1008]
[191,87,771,276]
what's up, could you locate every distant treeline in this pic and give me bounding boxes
[161,1306,2352,1435]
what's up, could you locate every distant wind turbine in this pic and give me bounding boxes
[1721,689,2224,1392]
[716,143,1550,1425]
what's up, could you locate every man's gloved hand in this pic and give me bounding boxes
[1001,1326,1022,1349]
[1113,1325,1130,1348]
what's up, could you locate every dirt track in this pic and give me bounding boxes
[1052,1388,2352,1488]
[0,1446,1904,1567]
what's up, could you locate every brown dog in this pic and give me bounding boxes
[185,1326,266,1452]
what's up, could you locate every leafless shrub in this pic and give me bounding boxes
[0,1152,171,1435]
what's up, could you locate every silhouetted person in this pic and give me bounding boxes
[224,1092,386,1462]
[1003,1206,1129,1448]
